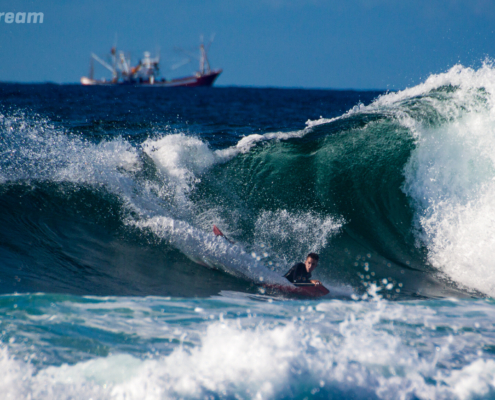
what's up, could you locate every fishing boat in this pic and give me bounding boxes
[80,40,222,87]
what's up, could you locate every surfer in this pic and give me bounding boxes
[284,253,322,285]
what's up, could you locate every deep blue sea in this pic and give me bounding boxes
[2,64,495,399]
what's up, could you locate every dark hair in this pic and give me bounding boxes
[307,253,319,261]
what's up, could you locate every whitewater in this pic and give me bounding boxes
[1,64,495,398]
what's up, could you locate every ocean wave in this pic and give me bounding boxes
[2,67,495,297]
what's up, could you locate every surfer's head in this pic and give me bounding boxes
[305,253,319,273]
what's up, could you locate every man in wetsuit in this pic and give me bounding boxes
[284,253,321,285]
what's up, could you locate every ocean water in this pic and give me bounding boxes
[2,64,495,398]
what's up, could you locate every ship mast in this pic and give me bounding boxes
[176,35,215,77]
[199,43,211,75]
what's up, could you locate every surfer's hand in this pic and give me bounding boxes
[310,280,321,286]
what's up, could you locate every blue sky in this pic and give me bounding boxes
[1,0,495,89]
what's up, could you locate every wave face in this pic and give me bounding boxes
[2,69,495,298]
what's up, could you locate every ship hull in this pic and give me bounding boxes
[81,70,222,87]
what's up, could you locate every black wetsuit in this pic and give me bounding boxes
[283,263,312,283]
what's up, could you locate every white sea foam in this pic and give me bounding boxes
[305,102,367,128]
[389,63,495,296]
[373,62,495,109]
[215,128,308,159]
[1,296,495,399]
[142,134,216,195]
[0,112,307,216]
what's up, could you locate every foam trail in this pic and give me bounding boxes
[134,216,292,287]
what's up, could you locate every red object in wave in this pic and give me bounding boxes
[264,283,330,298]
[213,225,223,237]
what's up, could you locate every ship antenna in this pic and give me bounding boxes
[199,35,205,75]
[89,57,94,80]
[199,34,213,75]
